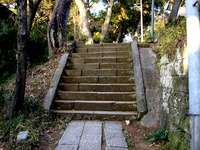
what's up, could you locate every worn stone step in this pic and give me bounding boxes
[75,43,130,48]
[80,69,134,76]
[98,76,134,83]
[66,63,100,69]
[117,57,132,62]
[76,44,103,48]
[54,100,137,111]
[59,83,135,92]
[71,51,132,58]
[75,47,131,53]
[69,58,115,63]
[62,76,134,83]
[88,47,130,52]
[66,63,133,70]
[57,91,136,101]
[62,76,98,83]
[52,110,137,120]
[102,43,131,48]
[116,69,134,76]
[65,69,134,76]
[100,63,132,69]
[68,57,132,64]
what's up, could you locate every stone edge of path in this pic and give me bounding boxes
[43,41,76,110]
[43,52,69,110]
[131,41,147,115]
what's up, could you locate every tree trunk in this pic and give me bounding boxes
[100,0,114,44]
[116,25,122,43]
[75,0,93,44]
[168,0,182,22]
[27,0,42,34]
[47,0,71,58]
[9,0,28,119]
[134,20,141,37]
[73,5,79,41]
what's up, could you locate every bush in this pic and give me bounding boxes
[27,23,49,66]
[93,32,102,43]
[0,18,50,84]
[0,20,17,84]
[0,86,12,108]
[145,129,168,142]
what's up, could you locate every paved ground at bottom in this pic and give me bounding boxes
[56,121,128,150]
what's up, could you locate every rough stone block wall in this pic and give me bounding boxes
[159,46,189,149]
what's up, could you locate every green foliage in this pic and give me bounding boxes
[0,86,12,108]
[27,23,49,66]
[145,129,168,142]
[66,22,75,41]
[153,17,186,61]
[0,19,17,84]
[70,0,152,43]
[93,32,102,43]
[0,18,49,84]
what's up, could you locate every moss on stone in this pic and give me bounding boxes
[169,129,189,150]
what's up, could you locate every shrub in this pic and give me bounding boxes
[27,23,49,66]
[145,129,168,142]
[0,20,17,84]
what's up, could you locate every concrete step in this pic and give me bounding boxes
[54,100,137,111]
[102,43,131,48]
[74,47,131,53]
[64,69,134,76]
[66,63,133,70]
[76,44,104,48]
[71,51,132,58]
[75,43,131,48]
[52,110,137,120]
[62,76,134,83]
[99,63,132,69]
[82,69,134,76]
[67,63,100,69]
[57,91,136,101]
[68,57,132,64]
[59,83,135,92]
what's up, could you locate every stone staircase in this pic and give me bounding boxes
[52,43,137,119]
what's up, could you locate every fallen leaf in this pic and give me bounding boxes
[125,120,130,125]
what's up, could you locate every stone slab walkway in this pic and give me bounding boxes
[56,121,128,150]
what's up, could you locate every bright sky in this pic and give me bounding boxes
[91,1,106,14]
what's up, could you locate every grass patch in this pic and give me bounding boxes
[0,87,73,149]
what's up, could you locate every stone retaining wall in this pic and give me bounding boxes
[137,43,189,149]
[159,45,189,149]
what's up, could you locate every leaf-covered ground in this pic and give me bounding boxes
[5,54,61,100]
